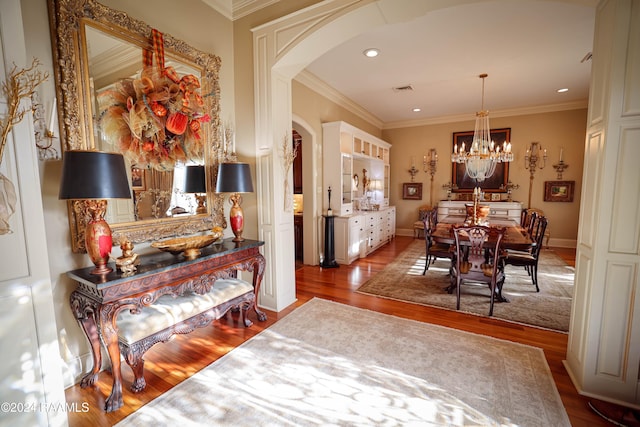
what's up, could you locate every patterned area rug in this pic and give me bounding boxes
[357,240,574,332]
[117,298,570,426]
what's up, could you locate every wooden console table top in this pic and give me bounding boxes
[67,238,266,412]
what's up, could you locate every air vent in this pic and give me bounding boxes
[392,84,414,92]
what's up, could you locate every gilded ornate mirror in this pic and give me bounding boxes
[48,0,224,252]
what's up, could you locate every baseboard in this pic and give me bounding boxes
[63,352,108,389]
[547,238,576,248]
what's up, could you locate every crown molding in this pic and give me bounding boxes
[201,0,282,20]
[294,70,384,129]
[296,70,588,130]
[382,100,589,130]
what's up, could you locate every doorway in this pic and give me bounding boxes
[293,117,319,266]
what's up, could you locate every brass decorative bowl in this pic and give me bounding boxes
[151,235,217,260]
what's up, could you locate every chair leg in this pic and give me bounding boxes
[456,278,461,310]
[532,264,540,292]
[489,281,496,316]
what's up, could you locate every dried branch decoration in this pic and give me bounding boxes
[0,58,49,165]
[281,133,300,211]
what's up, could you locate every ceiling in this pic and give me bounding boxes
[298,0,597,128]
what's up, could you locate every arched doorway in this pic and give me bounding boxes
[293,116,320,266]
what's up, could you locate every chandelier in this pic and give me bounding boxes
[451,74,513,182]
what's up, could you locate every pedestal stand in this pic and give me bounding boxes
[321,215,338,268]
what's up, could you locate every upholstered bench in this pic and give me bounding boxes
[116,278,255,392]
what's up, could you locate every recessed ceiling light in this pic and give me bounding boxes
[363,48,379,58]
[557,88,569,93]
[412,108,421,112]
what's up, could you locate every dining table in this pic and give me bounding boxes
[430,215,535,302]
[432,215,534,251]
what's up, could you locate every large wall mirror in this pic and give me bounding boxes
[48,0,225,252]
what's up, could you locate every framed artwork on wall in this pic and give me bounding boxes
[544,180,575,202]
[402,182,422,200]
[451,128,511,193]
[131,166,145,191]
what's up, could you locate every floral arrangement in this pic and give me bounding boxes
[98,64,209,171]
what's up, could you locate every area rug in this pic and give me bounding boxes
[357,240,574,332]
[117,298,570,426]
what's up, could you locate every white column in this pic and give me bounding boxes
[565,0,640,409]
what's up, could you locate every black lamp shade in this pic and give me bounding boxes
[184,165,206,193]
[216,163,254,193]
[59,151,132,200]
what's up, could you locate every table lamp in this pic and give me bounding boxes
[59,151,131,275]
[215,162,254,242]
[184,165,207,214]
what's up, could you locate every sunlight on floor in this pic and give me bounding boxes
[118,329,523,427]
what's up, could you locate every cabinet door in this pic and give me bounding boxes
[348,216,362,260]
[341,154,353,209]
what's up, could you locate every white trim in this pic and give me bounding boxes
[294,71,384,128]
[296,69,588,129]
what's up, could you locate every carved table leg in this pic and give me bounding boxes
[70,291,102,388]
[251,255,268,322]
[99,305,125,412]
[129,358,147,393]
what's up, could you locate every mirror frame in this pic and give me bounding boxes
[48,0,224,252]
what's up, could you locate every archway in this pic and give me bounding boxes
[292,115,320,266]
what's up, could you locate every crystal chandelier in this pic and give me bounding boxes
[451,74,513,182]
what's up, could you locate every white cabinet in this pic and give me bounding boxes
[323,121,391,213]
[334,207,396,265]
[334,215,364,264]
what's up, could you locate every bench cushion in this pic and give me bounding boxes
[117,278,254,344]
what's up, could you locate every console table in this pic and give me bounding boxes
[67,238,266,412]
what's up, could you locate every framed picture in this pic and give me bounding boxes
[131,166,145,191]
[451,128,511,193]
[402,182,423,200]
[544,180,575,202]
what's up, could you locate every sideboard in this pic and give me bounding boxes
[67,239,266,412]
[333,206,396,265]
[437,200,523,223]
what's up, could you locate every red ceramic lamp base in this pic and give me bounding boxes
[84,200,113,275]
[229,193,245,242]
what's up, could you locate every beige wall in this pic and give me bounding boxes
[384,109,587,245]
[23,0,586,388]
[292,77,587,246]
[24,0,237,386]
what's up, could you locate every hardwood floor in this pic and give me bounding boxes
[65,236,610,426]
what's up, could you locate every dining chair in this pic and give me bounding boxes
[413,204,432,238]
[502,216,548,292]
[422,208,453,274]
[451,225,505,316]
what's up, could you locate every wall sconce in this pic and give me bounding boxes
[216,162,254,242]
[423,149,438,206]
[59,151,132,275]
[524,141,547,208]
[408,163,419,182]
[553,148,569,179]
[183,165,207,214]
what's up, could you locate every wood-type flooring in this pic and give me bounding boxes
[65,236,613,426]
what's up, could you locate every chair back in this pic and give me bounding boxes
[531,216,548,258]
[526,211,539,237]
[452,225,505,279]
[423,209,437,242]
